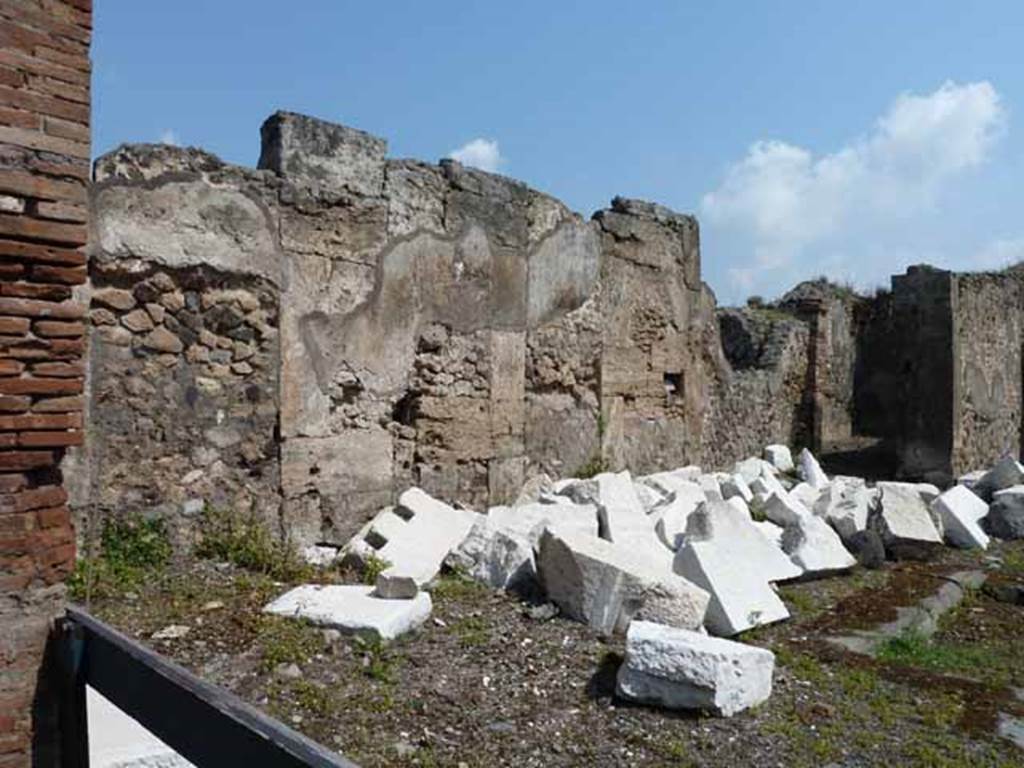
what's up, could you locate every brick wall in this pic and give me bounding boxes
[0,1,91,765]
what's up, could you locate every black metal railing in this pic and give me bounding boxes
[57,605,358,768]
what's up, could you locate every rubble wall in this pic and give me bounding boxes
[81,112,823,548]
[0,1,92,765]
[950,271,1024,475]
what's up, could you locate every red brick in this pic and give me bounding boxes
[0,170,85,203]
[0,5,91,48]
[0,474,27,492]
[0,82,87,123]
[29,263,86,284]
[0,17,85,58]
[48,338,84,356]
[0,283,72,301]
[0,317,29,335]
[0,238,85,266]
[0,49,89,88]
[0,361,23,377]
[0,106,37,129]
[17,431,81,447]
[42,115,87,143]
[27,361,82,378]
[0,263,25,279]
[33,44,88,72]
[0,413,80,430]
[29,394,81,412]
[0,451,52,471]
[0,377,82,396]
[0,297,83,319]
[0,485,66,513]
[0,65,23,88]
[25,156,88,183]
[26,74,88,104]
[31,320,83,338]
[32,201,87,224]
[0,396,29,413]
[0,212,86,246]
[0,513,34,538]
[0,434,15,449]
[34,505,68,530]
[0,124,88,160]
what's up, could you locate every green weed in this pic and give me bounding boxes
[195,505,312,582]
[68,515,172,602]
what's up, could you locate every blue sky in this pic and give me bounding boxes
[93,2,1024,304]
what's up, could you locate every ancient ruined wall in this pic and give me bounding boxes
[0,1,91,765]
[705,307,812,465]
[950,271,1024,475]
[890,266,956,482]
[83,112,827,550]
[853,288,901,439]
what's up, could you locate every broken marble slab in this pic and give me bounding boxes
[673,537,790,637]
[763,491,811,528]
[789,482,823,511]
[797,448,829,489]
[649,481,707,550]
[486,498,599,544]
[684,501,801,583]
[871,482,943,558]
[988,486,1024,540]
[443,515,536,592]
[973,456,1024,501]
[932,485,989,550]
[763,444,795,474]
[536,526,709,635]
[616,620,775,717]
[558,471,654,545]
[347,488,478,586]
[780,514,856,576]
[721,473,754,504]
[264,584,432,641]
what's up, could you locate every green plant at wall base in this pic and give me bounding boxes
[195,504,312,582]
[575,452,608,479]
[68,515,172,602]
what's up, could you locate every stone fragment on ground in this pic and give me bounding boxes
[615,620,774,716]
[987,486,1024,540]
[780,513,856,575]
[871,481,943,558]
[763,444,794,474]
[931,485,990,549]
[763,491,811,528]
[301,544,340,566]
[721,473,753,503]
[647,481,707,550]
[487,498,599,543]
[797,448,829,489]
[443,515,536,592]
[536,526,709,635]
[346,488,478,585]
[264,584,432,641]
[789,482,823,511]
[673,537,790,637]
[684,501,801,582]
[974,456,1024,501]
[374,573,419,599]
[558,471,658,548]
[846,529,886,568]
[815,481,875,543]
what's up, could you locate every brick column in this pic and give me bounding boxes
[0,2,91,765]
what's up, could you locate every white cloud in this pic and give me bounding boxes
[702,81,1006,297]
[449,137,504,173]
[159,129,180,146]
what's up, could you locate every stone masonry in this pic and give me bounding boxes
[78,111,1024,554]
[0,1,91,765]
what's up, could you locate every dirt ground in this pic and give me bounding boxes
[84,540,1024,768]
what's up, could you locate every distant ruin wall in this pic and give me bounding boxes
[81,112,823,548]
[951,271,1024,475]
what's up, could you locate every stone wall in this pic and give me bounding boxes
[82,113,824,549]
[951,271,1024,476]
[0,1,91,765]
